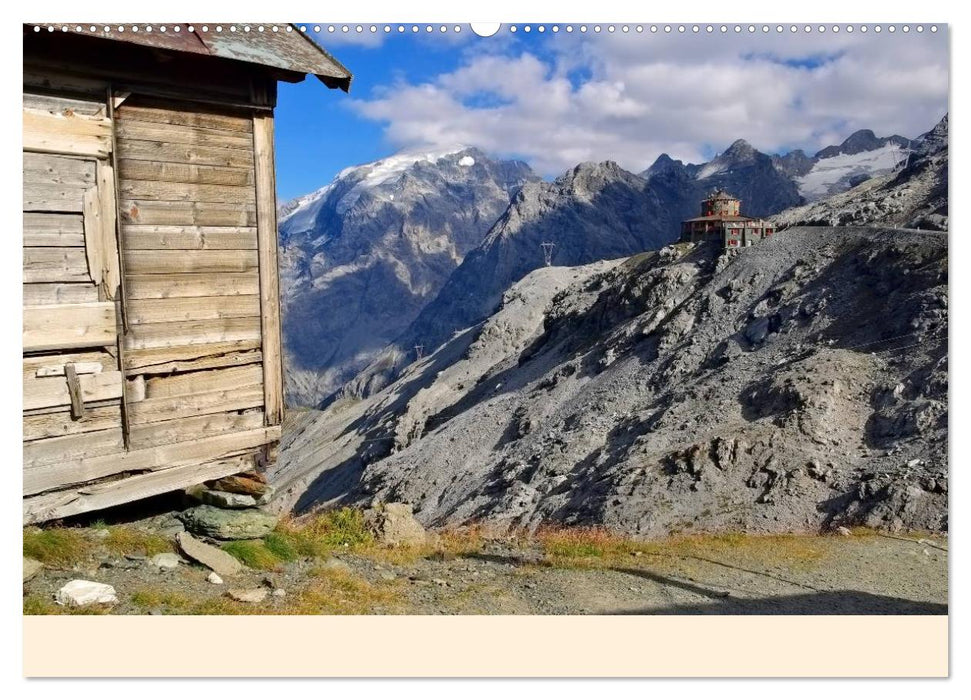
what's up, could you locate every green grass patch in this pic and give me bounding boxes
[300,507,374,549]
[23,527,92,567]
[221,539,284,571]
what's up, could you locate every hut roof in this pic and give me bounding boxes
[27,24,352,91]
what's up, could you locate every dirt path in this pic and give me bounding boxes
[24,522,947,615]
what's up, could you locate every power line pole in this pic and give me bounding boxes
[541,241,555,266]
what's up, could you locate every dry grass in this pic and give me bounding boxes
[102,526,173,557]
[23,594,113,615]
[23,527,92,567]
[285,566,403,615]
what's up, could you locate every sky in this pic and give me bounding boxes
[274,24,949,202]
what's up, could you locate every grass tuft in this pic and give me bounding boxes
[23,527,92,567]
[102,526,173,557]
[221,540,283,571]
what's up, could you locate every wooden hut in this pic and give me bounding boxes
[22,24,351,523]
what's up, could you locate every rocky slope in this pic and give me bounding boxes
[339,161,683,398]
[774,116,947,231]
[276,226,947,536]
[279,148,537,406]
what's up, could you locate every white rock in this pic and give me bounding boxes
[227,588,268,603]
[836,526,852,537]
[272,588,287,598]
[150,552,180,570]
[55,580,118,607]
[207,572,224,585]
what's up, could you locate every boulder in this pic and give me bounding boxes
[207,572,224,585]
[55,580,118,607]
[178,505,278,540]
[200,489,258,509]
[227,588,267,603]
[364,502,428,547]
[176,531,244,577]
[23,557,43,582]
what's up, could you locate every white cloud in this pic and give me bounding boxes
[348,29,948,176]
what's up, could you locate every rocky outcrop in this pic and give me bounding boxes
[278,226,947,536]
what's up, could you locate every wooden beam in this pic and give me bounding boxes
[23,404,121,442]
[64,363,85,418]
[118,199,257,227]
[123,341,261,371]
[23,282,99,305]
[23,247,90,283]
[82,186,104,287]
[128,410,265,450]
[118,160,254,187]
[123,317,261,350]
[24,454,257,524]
[23,425,280,496]
[126,384,264,424]
[23,302,116,352]
[96,160,121,300]
[253,112,284,426]
[117,103,253,133]
[115,120,254,149]
[143,363,263,400]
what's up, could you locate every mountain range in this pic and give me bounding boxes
[280,119,944,407]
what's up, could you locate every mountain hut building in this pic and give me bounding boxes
[22,24,351,523]
[680,190,775,248]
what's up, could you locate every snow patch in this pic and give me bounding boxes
[458,155,475,167]
[797,144,908,201]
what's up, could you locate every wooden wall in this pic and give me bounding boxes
[23,71,283,523]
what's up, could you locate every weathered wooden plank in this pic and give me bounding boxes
[125,317,262,350]
[23,73,109,100]
[124,250,259,275]
[23,247,90,283]
[118,159,254,187]
[253,113,284,426]
[117,103,253,133]
[127,385,264,424]
[119,199,257,227]
[124,343,261,374]
[24,428,125,469]
[23,350,114,379]
[144,364,263,400]
[95,160,121,299]
[23,302,116,352]
[23,153,96,187]
[23,282,99,305]
[23,454,257,524]
[23,108,111,158]
[22,404,121,442]
[23,425,281,496]
[23,371,123,411]
[124,272,260,299]
[122,225,258,250]
[118,179,255,204]
[34,362,103,377]
[115,139,254,168]
[82,187,104,288]
[115,120,254,149]
[129,410,265,449]
[126,295,261,325]
[23,183,88,212]
[23,92,105,117]
[23,213,85,247]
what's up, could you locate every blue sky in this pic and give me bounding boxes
[274,25,948,202]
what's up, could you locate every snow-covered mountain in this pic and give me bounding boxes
[279,147,537,406]
[774,115,947,231]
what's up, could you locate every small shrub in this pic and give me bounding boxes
[23,527,92,567]
[301,508,374,550]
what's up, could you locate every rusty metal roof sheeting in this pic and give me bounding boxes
[27,24,352,91]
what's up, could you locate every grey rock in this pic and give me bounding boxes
[272,589,287,598]
[23,557,43,582]
[178,505,278,540]
[364,502,427,547]
[176,531,244,577]
[200,489,259,509]
[207,572,224,585]
[150,553,180,570]
[227,588,268,604]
